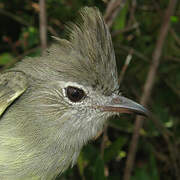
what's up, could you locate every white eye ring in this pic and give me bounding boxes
[59,81,89,104]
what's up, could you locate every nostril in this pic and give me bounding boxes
[112,97,121,104]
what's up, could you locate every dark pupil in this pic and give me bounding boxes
[66,86,85,102]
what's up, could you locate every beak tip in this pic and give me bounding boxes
[127,103,149,117]
[135,108,150,117]
[106,96,150,117]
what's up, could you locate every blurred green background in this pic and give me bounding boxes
[0,0,180,180]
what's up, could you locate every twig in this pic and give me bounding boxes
[0,6,58,39]
[164,79,180,98]
[47,26,59,37]
[127,0,137,28]
[100,125,108,157]
[100,0,129,166]
[150,114,180,172]
[112,23,139,37]
[118,49,133,85]
[165,55,180,62]
[100,0,128,161]
[123,1,178,180]
[126,0,140,36]
[0,8,30,26]
[116,44,149,62]
[39,0,47,50]
[170,28,180,46]
[104,0,127,28]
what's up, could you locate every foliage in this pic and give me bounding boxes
[0,0,179,179]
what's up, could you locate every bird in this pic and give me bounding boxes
[0,7,148,180]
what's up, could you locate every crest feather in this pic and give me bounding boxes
[15,7,119,96]
[64,7,118,94]
[66,7,113,59]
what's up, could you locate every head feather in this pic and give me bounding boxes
[15,7,119,95]
[64,7,118,94]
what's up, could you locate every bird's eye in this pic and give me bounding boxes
[66,86,86,102]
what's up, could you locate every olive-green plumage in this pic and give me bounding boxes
[0,7,148,180]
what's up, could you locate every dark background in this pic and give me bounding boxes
[0,0,180,180]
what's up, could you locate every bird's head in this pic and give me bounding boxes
[14,7,148,146]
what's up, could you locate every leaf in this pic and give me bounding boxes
[113,1,128,31]
[20,26,39,49]
[0,53,14,65]
[77,152,86,178]
[131,166,152,180]
[93,156,106,180]
[82,144,99,162]
[170,16,179,23]
[104,137,127,163]
[149,152,159,180]
[131,147,159,180]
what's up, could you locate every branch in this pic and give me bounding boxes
[116,44,149,62]
[112,23,139,37]
[104,0,126,28]
[118,49,133,85]
[100,125,108,157]
[39,0,47,50]
[123,1,178,180]
[100,0,128,162]
[0,8,30,26]
[170,28,180,46]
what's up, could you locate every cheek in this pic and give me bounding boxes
[84,112,109,139]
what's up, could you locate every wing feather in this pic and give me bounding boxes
[0,71,28,116]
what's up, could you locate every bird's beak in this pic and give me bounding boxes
[98,95,149,117]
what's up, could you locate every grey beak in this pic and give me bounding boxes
[99,96,149,117]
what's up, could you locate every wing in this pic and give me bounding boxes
[0,71,28,116]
